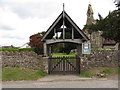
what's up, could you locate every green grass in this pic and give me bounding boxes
[118,69,120,73]
[102,67,116,74]
[19,48,34,51]
[0,48,19,51]
[52,53,76,57]
[2,67,47,81]
[96,67,119,74]
[0,48,34,51]
[51,53,76,63]
[91,47,112,52]
[79,72,94,77]
[79,67,119,78]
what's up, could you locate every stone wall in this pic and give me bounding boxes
[1,50,120,74]
[80,50,120,72]
[2,51,46,71]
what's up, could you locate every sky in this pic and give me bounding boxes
[0,0,117,47]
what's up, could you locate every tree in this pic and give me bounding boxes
[98,13,103,20]
[86,10,120,43]
[114,0,120,10]
[29,32,45,55]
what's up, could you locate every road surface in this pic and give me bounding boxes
[2,75,118,88]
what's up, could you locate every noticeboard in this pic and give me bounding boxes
[82,42,91,54]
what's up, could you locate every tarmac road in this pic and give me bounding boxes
[2,75,118,88]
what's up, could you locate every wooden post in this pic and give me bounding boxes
[72,27,74,39]
[77,44,82,56]
[63,3,65,39]
[47,45,52,56]
[44,43,47,56]
[56,31,58,39]
[49,45,52,56]
[63,56,65,75]
[54,28,56,39]
[76,55,80,74]
[63,16,65,39]
[48,56,51,74]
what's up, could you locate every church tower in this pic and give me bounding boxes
[86,4,95,25]
[83,4,95,39]
[83,3,103,48]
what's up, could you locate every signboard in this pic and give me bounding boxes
[82,42,91,54]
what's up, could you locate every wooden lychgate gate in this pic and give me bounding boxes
[48,56,80,74]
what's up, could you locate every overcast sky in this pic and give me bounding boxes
[0,0,116,47]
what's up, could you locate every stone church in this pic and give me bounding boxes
[83,4,119,50]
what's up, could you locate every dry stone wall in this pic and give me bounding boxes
[2,51,44,71]
[80,50,120,72]
[1,50,120,73]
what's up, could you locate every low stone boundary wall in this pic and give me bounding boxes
[1,50,120,74]
[2,51,45,71]
[80,50,120,72]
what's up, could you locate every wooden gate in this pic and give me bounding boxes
[48,56,80,74]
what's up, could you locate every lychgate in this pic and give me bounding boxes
[41,5,89,74]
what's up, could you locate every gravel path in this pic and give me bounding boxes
[2,75,118,88]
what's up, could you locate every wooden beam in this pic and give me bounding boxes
[41,14,62,41]
[46,39,82,44]
[72,27,74,39]
[63,14,65,39]
[65,14,89,41]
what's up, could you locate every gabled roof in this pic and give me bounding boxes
[41,11,89,42]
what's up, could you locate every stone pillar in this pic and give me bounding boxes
[77,44,82,56]
[115,43,119,50]
[43,57,49,74]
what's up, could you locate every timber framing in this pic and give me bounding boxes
[41,10,89,56]
[41,11,89,42]
[46,39,82,44]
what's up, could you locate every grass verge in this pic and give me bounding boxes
[79,67,119,78]
[79,72,94,77]
[2,67,47,81]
